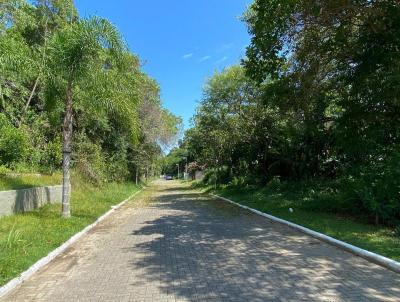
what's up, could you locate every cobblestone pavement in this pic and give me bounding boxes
[2,180,400,302]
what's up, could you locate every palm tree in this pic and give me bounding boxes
[46,17,134,217]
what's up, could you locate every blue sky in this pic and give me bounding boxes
[75,0,251,129]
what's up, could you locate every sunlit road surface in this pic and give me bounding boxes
[3,180,400,302]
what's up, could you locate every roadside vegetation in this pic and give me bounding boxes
[0,173,62,191]
[199,182,400,261]
[165,0,400,259]
[0,176,141,286]
[0,0,180,286]
[0,0,181,214]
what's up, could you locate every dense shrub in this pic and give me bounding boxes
[73,133,106,184]
[0,165,11,175]
[203,166,231,186]
[182,1,400,231]
[349,151,400,226]
[0,1,180,191]
[294,157,400,226]
[265,176,282,191]
[42,138,63,173]
[0,114,30,167]
[106,151,130,182]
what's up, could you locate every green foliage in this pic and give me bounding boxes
[0,165,11,175]
[105,150,130,182]
[184,0,400,227]
[202,166,231,187]
[395,226,400,238]
[0,0,181,185]
[0,128,29,165]
[0,173,62,191]
[162,146,188,176]
[0,176,140,286]
[43,138,62,172]
[73,133,106,184]
[349,151,400,225]
[0,114,30,166]
[265,176,281,191]
[209,183,400,261]
[203,169,217,186]
[231,175,253,187]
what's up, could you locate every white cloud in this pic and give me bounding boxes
[199,55,211,62]
[182,53,193,59]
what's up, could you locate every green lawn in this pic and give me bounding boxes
[204,183,400,262]
[0,176,141,286]
[0,174,62,191]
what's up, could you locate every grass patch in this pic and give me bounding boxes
[0,174,62,191]
[201,181,400,261]
[0,175,141,286]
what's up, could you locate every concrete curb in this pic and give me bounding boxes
[0,189,143,298]
[212,194,400,274]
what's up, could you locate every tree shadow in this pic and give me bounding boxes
[159,185,195,192]
[124,187,400,301]
[13,186,53,214]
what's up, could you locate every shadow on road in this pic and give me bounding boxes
[125,183,400,301]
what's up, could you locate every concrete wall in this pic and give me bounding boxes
[0,185,63,217]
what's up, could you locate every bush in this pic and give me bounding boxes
[73,133,106,184]
[395,225,400,238]
[231,176,246,186]
[0,165,11,175]
[203,169,217,186]
[300,179,360,215]
[266,176,282,191]
[339,150,400,225]
[0,114,30,167]
[21,117,60,172]
[203,166,231,186]
[42,138,63,173]
[106,151,129,182]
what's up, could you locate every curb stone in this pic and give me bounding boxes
[212,194,400,274]
[0,189,142,298]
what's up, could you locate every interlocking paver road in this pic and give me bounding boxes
[2,180,400,302]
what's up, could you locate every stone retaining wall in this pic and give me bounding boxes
[0,185,63,216]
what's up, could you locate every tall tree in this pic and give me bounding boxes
[46,17,132,217]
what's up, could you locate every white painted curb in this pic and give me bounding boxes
[212,194,400,274]
[0,189,143,298]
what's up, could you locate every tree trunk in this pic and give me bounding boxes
[18,75,40,127]
[375,213,379,226]
[62,80,73,218]
[19,19,48,127]
[135,167,138,185]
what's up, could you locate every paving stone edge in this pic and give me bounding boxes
[0,189,143,298]
[213,194,400,274]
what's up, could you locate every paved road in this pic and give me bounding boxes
[2,180,400,302]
